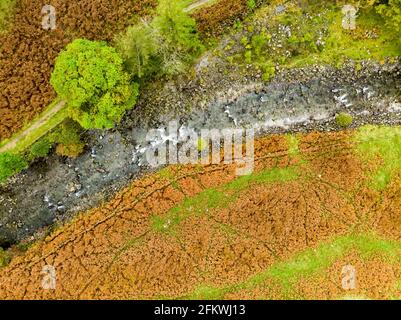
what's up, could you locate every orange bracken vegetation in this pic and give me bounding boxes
[0,131,399,299]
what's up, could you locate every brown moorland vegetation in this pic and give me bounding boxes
[191,0,249,38]
[0,0,254,141]
[0,131,399,299]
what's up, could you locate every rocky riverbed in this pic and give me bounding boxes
[0,59,400,246]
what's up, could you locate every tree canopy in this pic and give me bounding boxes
[51,39,139,129]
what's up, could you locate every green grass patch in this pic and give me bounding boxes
[324,8,399,62]
[286,6,401,68]
[0,247,11,268]
[0,0,16,33]
[355,125,401,190]
[267,233,401,288]
[30,137,53,158]
[151,187,224,234]
[286,134,300,158]
[157,167,177,181]
[151,165,299,233]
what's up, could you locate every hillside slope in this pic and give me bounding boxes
[0,128,400,299]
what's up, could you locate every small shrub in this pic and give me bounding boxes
[56,143,85,158]
[151,0,204,77]
[0,152,28,183]
[30,138,52,157]
[115,21,159,79]
[335,113,354,127]
[244,50,252,63]
[247,0,256,10]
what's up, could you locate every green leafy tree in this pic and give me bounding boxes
[51,39,139,129]
[151,0,203,76]
[0,0,15,33]
[0,152,28,182]
[115,21,159,79]
[377,0,401,36]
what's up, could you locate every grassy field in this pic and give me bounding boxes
[0,0,15,33]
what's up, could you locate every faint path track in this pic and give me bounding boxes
[0,100,66,153]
